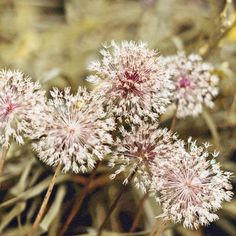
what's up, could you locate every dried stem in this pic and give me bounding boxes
[97,169,137,236]
[29,163,62,236]
[200,0,236,59]
[170,103,178,131]
[59,161,100,236]
[129,192,149,233]
[0,145,9,177]
[170,115,177,131]
[149,220,166,236]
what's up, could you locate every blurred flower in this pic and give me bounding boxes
[109,123,183,193]
[0,70,46,146]
[33,87,114,173]
[163,53,219,118]
[151,138,233,229]
[87,41,173,124]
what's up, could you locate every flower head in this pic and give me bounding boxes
[33,87,114,173]
[109,123,183,192]
[163,53,219,118]
[87,41,173,124]
[151,138,233,229]
[0,70,46,146]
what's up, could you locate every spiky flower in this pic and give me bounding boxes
[163,53,219,118]
[0,70,46,146]
[33,87,114,173]
[150,138,233,229]
[109,123,183,193]
[87,41,173,124]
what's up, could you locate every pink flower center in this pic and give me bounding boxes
[2,102,17,116]
[6,103,15,113]
[179,77,191,88]
[125,71,140,82]
[115,71,143,97]
[0,102,18,118]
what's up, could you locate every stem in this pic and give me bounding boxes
[97,169,136,236]
[200,0,236,59]
[170,115,177,131]
[29,163,62,236]
[129,192,149,233]
[59,161,100,236]
[0,145,9,177]
[170,103,178,131]
[149,220,165,236]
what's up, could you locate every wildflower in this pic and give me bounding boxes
[151,139,233,229]
[109,123,183,193]
[0,70,46,146]
[33,87,114,173]
[163,53,219,118]
[87,41,173,124]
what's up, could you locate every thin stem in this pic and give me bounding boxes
[170,115,177,131]
[200,0,236,59]
[28,163,62,236]
[0,145,9,177]
[97,170,136,236]
[59,161,100,236]
[149,220,165,236]
[170,103,178,131]
[129,192,149,233]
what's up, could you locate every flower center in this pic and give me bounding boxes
[6,103,15,113]
[125,71,140,82]
[66,126,75,133]
[3,102,17,116]
[179,77,191,88]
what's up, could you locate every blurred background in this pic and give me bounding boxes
[0,0,236,235]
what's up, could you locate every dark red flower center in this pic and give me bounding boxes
[6,103,15,113]
[125,71,140,82]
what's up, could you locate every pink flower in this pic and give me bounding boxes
[163,53,219,118]
[0,70,46,146]
[150,138,233,229]
[87,41,173,124]
[109,123,183,192]
[33,87,114,173]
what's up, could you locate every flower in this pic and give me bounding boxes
[109,123,183,193]
[163,53,219,118]
[0,69,46,146]
[87,41,173,124]
[33,87,114,173]
[150,138,233,229]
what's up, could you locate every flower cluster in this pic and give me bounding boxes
[150,139,233,229]
[33,87,114,173]
[87,41,173,124]
[162,53,219,118]
[86,41,232,229]
[0,70,45,146]
[0,40,233,231]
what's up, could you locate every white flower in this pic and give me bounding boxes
[87,41,173,124]
[0,69,46,146]
[109,122,183,193]
[163,52,219,118]
[151,139,233,229]
[33,87,114,173]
